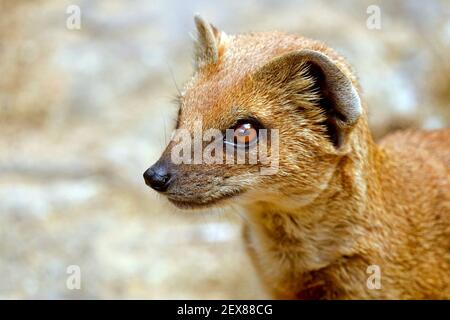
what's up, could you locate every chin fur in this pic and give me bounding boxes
[165,189,245,211]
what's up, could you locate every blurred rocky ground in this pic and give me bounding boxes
[0,0,449,299]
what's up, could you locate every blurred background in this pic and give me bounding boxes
[0,0,449,299]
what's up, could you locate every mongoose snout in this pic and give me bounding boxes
[143,160,172,192]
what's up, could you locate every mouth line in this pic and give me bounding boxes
[166,191,242,209]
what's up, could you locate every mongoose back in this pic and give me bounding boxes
[143,16,450,299]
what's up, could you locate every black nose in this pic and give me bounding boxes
[143,164,171,192]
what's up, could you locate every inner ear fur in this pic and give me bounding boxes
[254,49,362,148]
[193,15,222,68]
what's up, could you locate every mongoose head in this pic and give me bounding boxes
[143,16,363,209]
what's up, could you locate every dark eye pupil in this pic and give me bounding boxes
[233,123,257,147]
[224,119,262,149]
[236,124,252,136]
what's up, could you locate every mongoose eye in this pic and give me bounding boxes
[226,121,259,148]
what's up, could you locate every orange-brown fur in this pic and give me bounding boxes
[146,17,450,299]
[243,128,450,299]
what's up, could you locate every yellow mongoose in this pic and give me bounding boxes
[143,16,450,299]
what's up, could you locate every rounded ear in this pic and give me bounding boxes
[254,49,362,148]
[193,15,223,69]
